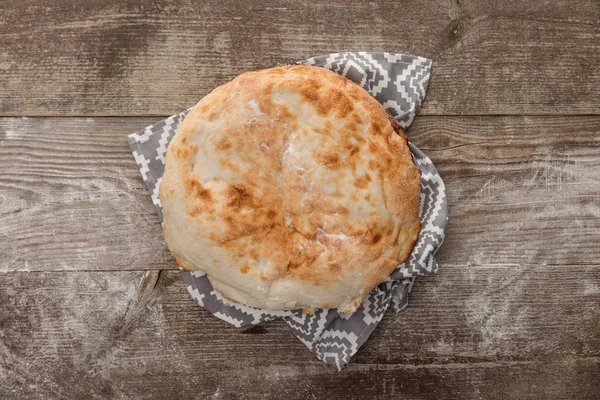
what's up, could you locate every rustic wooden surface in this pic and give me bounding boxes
[1,0,599,399]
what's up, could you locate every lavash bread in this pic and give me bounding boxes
[160,65,421,313]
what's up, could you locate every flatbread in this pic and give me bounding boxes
[160,65,421,313]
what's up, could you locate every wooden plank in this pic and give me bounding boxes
[408,115,600,266]
[0,117,167,272]
[1,265,598,399]
[0,0,598,116]
[1,116,599,271]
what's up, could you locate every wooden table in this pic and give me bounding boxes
[1,1,599,399]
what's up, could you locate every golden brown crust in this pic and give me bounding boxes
[159,65,421,312]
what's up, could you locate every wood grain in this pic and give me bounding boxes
[409,115,600,266]
[0,0,598,116]
[1,265,598,399]
[1,116,598,271]
[0,117,170,272]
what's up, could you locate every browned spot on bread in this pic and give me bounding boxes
[370,120,384,136]
[353,174,371,189]
[188,204,203,217]
[175,143,198,159]
[240,262,250,274]
[372,232,382,244]
[352,221,383,245]
[336,206,350,216]
[346,144,360,157]
[207,110,219,121]
[286,259,300,273]
[350,111,363,125]
[185,177,213,203]
[301,89,320,102]
[213,259,221,264]
[218,156,240,172]
[319,90,348,118]
[288,264,328,286]
[341,122,359,138]
[352,132,367,144]
[209,181,285,259]
[367,139,381,154]
[294,76,355,118]
[332,90,354,118]
[297,78,321,103]
[316,151,340,168]
[328,263,342,273]
[227,184,252,210]
[314,126,333,139]
[276,103,295,122]
[215,137,232,150]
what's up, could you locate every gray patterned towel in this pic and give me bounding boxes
[128,52,448,369]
